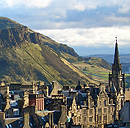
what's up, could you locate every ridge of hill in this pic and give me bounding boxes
[0,17,23,29]
[88,54,130,63]
[84,57,111,70]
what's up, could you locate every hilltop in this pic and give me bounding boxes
[0,17,23,29]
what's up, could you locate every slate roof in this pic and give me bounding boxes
[0,120,4,128]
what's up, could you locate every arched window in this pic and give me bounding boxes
[121,99,124,108]
[104,100,106,106]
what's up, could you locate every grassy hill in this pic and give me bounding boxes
[73,57,111,84]
[0,17,98,86]
[84,57,111,70]
[0,17,112,86]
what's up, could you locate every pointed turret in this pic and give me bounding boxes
[109,37,125,93]
[114,37,120,67]
[112,37,122,75]
[108,37,125,120]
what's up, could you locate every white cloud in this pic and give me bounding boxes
[54,0,130,12]
[36,26,130,48]
[1,0,130,12]
[1,0,53,8]
[104,16,130,24]
[1,0,130,29]
[61,0,119,11]
[118,1,130,13]
[1,0,130,55]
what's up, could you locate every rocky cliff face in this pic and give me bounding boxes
[0,26,78,57]
[0,26,41,47]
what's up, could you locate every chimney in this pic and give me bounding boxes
[48,112,54,128]
[0,112,5,128]
[23,112,31,128]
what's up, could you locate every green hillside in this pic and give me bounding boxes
[0,17,95,85]
[84,57,111,70]
[73,57,111,84]
[0,17,112,86]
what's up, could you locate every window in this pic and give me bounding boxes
[98,108,102,114]
[108,107,110,113]
[73,116,76,122]
[84,117,86,122]
[112,115,114,121]
[89,109,93,114]
[77,117,79,122]
[104,108,107,113]
[104,115,107,122]
[89,125,93,128]
[79,116,81,122]
[83,109,86,115]
[13,110,19,115]
[121,99,124,108]
[98,116,102,123]
[86,111,88,116]
[100,101,101,106]
[90,100,93,107]
[89,117,93,122]
[104,100,106,106]
[98,125,102,128]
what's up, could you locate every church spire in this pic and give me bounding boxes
[114,37,120,66]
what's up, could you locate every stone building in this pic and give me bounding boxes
[65,39,125,128]
[66,83,116,128]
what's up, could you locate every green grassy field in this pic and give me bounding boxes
[73,61,130,88]
[73,62,111,84]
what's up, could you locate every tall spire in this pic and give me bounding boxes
[114,37,120,66]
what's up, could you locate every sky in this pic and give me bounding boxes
[1,0,130,56]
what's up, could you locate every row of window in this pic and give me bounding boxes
[83,107,108,115]
[97,115,107,123]
[98,108,107,114]
[84,115,107,123]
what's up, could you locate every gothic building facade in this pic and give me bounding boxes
[66,39,125,128]
[109,38,125,120]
